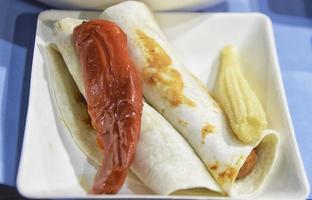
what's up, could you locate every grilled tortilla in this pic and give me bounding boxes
[100,1,279,197]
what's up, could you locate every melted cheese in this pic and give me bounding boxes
[137,30,195,107]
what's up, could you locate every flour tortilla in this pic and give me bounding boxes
[100,1,279,197]
[47,35,222,194]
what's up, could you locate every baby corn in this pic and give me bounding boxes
[217,45,267,144]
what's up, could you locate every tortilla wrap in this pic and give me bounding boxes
[48,31,222,194]
[100,1,279,197]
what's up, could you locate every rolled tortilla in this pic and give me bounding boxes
[50,21,222,194]
[100,1,279,197]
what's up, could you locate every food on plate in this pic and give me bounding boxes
[51,19,222,195]
[49,1,280,197]
[216,45,267,144]
[100,1,279,196]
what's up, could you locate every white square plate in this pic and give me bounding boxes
[17,10,309,199]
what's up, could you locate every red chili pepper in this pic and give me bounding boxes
[73,19,143,194]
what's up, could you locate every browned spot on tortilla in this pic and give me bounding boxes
[217,167,237,184]
[209,162,219,171]
[137,30,195,107]
[178,118,188,127]
[201,123,215,143]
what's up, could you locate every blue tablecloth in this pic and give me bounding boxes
[0,0,311,198]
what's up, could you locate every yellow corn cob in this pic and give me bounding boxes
[217,45,267,144]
